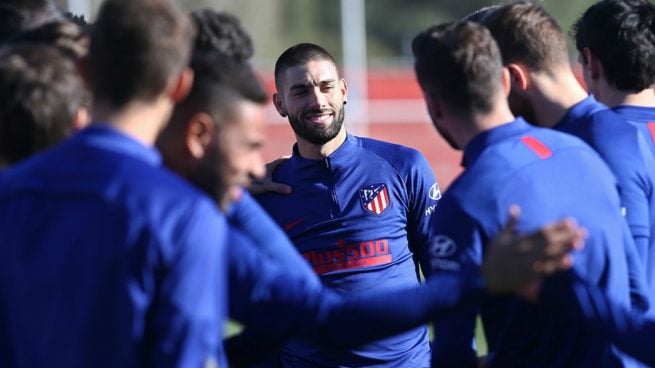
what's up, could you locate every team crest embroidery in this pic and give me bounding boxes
[359,183,390,215]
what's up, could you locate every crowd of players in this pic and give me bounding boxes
[0,0,654,367]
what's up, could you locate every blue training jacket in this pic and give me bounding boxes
[0,125,228,368]
[542,271,655,367]
[554,95,654,314]
[224,223,482,367]
[613,105,655,159]
[257,133,440,368]
[427,118,632,368]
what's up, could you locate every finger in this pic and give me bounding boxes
[540,219,582,257]
[267,182,292,194]
[573,228,587,251]
[266,156,291,172]
[533,253,573,276]
[248,181,291,196]
[497,205,521,243]
[503,204,521,235]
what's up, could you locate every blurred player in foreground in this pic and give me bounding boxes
[0,0,229,366]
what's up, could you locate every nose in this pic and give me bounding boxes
[307,86,328,108]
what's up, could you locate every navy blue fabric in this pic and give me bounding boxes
[257,134,440,367]
[542,271,655,367]
[0,125,228,368]
[225,225,482,367]
[555,96,654,314]
[613,105,655,158]
[227,190,320,287]
[428,118,631,367]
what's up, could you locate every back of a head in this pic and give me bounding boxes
[0,0,62,45]
[192,9,253,64]
[0,44,86,165]
[192,51,266,104]
[170,51,267,134]
[274,42,337,90]
[412,21,503,115]
[10,20,89,61]
[463,5,501,23]
[573,0,655,91]
[87,0,195,109]
[482,1,568,74]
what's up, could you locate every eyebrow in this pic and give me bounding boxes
[289,79,338,91]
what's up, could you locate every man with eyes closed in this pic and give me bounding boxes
[255,42,441,368]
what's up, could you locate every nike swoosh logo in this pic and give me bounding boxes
[283,217,305,231]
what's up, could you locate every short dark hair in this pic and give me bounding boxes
[482,1,568,74]
[573,0,655,91]
[413,21,503,115]
[274,42,337,91]
[191,9,253,63]
[10,20,89,60]
[463,5,500,23]
[0,44,86,164]
[62,11,88,28]
[87,0,195,108]
[191,52,267,104]
[0,0,62,45]
[172,51,266,134]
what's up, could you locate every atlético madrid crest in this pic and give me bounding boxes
[359,183,390,215]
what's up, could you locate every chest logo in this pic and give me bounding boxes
[359,183,390,215]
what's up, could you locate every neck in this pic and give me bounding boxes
[92,96,173,147]
[456,96,516,149]
[295,127,348,160]
[530,68,588,128]
[603,88,655,108]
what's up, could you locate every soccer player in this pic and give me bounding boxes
[254,42,440,367]
[0,0,228,366]
[412,20,633,367]
[477,1,654,314]
[573,0,655,158]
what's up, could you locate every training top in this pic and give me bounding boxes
[257,133,440,368]
[427,118,632,368]
[0,125,228,368]
[613,105,655,159]
[227,190,320,286]
[225,224,482,367]
[542,271,655,367]
[554,95,654,313]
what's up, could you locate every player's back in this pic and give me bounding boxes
[0,125,227,368]
[556,96,655,314]
[446,119,631,367]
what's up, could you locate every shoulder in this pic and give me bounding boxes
[358,136,431,173]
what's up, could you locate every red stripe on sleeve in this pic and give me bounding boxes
[520,136,552,159]
[648,122,655,144]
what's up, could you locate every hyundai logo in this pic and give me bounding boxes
[429,183,442,200]
[430,235,457,258]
